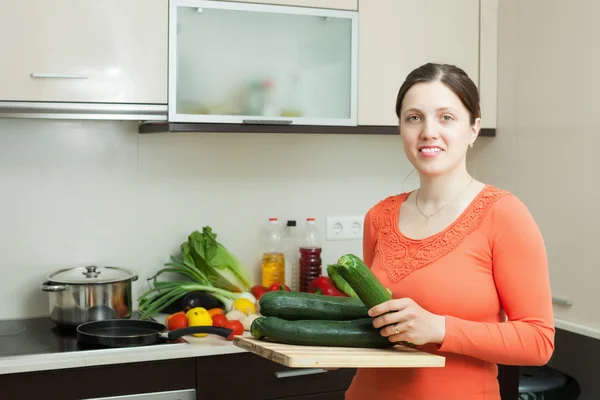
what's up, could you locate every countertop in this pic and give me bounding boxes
[0,313,248,376]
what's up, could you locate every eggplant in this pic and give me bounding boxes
[181,291,224,311]
[162,291,224,314]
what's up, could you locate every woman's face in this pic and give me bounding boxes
[399,81,480,177]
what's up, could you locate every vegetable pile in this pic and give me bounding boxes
[137,226,253,319]
[251,253,399,349]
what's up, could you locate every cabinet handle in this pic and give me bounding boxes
[31,73,89,79]
[552,296,573,307]
[274,368,327,379]
[242,119,293,125]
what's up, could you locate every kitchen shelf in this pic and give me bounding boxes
[138,122,496,136]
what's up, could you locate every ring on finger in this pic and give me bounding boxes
[392,323,400,335]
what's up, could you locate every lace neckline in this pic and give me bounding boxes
[372,185,510,282]
[396,184,491,242]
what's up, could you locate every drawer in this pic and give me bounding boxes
[279,391,346,400]
[196,353,355,400]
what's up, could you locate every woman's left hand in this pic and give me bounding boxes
[368,298,446,346]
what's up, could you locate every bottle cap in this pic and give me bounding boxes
[269,217,278,223]
[286,220,296,227]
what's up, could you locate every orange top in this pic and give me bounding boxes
[345,185,555,400]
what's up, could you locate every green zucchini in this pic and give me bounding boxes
[251,316,394,348]
[336,254,392,308]
[258,290,369,321]
[327,264,359,298]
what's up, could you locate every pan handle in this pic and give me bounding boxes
[166,326,233,340]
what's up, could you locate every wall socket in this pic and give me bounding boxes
[326,216,363,241]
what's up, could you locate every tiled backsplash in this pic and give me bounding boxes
[0,118,415,319]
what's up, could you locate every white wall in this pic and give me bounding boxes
[0,118,416,319]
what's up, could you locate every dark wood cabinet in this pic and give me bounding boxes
[0,353,519,400]
[196,352,355,400]
[0,358,196,400]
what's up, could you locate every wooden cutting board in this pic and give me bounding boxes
[233,336,446,368]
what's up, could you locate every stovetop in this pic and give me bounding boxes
[0,312,181,359]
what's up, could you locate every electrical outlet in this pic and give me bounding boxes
[326,216,363,241]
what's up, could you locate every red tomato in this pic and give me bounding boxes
[167,313,189,331]
[268,282,291,292]
[211,314,228,327]
[250,285,268,300]
[223,320,244,340]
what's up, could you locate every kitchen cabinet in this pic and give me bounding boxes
[0,358,196,400]
[357,0,482,127]
[479,0,499,129]
[168,0,358,127]
[219,0,358,11]
[0,0,168,120]
[0,353,519,399]
[196,352,356,399]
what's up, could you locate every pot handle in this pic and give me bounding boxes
[131,274,138,282]
[40,282,67,292]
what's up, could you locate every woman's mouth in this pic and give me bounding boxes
[419,147,443,157]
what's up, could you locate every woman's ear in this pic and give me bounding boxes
[470,117,482,145]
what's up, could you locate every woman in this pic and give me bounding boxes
[345,63,554,400]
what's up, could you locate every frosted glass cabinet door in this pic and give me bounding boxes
[169,1,358,126]
[218,0,358,11]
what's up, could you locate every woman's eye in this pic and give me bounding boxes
[442,115,454,121]
[407,115,420,122]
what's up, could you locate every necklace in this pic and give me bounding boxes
[415,177,474,225]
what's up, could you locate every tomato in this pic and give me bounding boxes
[268,282,291,292]
[223,320,244,340]
[167,313,189,331]
[250,285,268,300]
[211,314,228,327]
[165,311,185,326]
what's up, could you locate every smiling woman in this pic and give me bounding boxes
[344,63,555,400]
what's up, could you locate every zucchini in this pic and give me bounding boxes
[258,290,369,321]
[336,254,392,308]
[327,264,359,298]
[251,316,394,348]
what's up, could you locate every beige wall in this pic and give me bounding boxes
[471,0,600,334]
[471,0,600,397]
[0,119,416,319]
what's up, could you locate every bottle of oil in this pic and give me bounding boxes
[261,217,285,287]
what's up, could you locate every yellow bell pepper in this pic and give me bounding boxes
[233,298,256,315]
[185,307,213,337]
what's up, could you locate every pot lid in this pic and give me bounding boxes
[46,265,137,285]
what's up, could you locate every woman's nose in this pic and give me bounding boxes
[419,119,439,139]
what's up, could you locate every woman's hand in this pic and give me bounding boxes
[368,298,446,346]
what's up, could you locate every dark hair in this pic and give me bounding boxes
[395,63,481,125]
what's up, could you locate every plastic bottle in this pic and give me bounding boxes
[282,220,299,291]
[261,218,285,287]
[299,217,322,292]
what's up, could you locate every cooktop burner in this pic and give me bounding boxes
[0,313,180,359]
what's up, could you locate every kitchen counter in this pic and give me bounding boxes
[0,313,248,375]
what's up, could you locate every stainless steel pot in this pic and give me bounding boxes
[41,265,138,326]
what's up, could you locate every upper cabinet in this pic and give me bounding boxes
[479,0,499,129]
[357,0,481,127]
[218,0,357,11]
[0,0,168,107]
[168,0,358,126]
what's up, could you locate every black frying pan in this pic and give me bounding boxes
[76,319,233,348]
